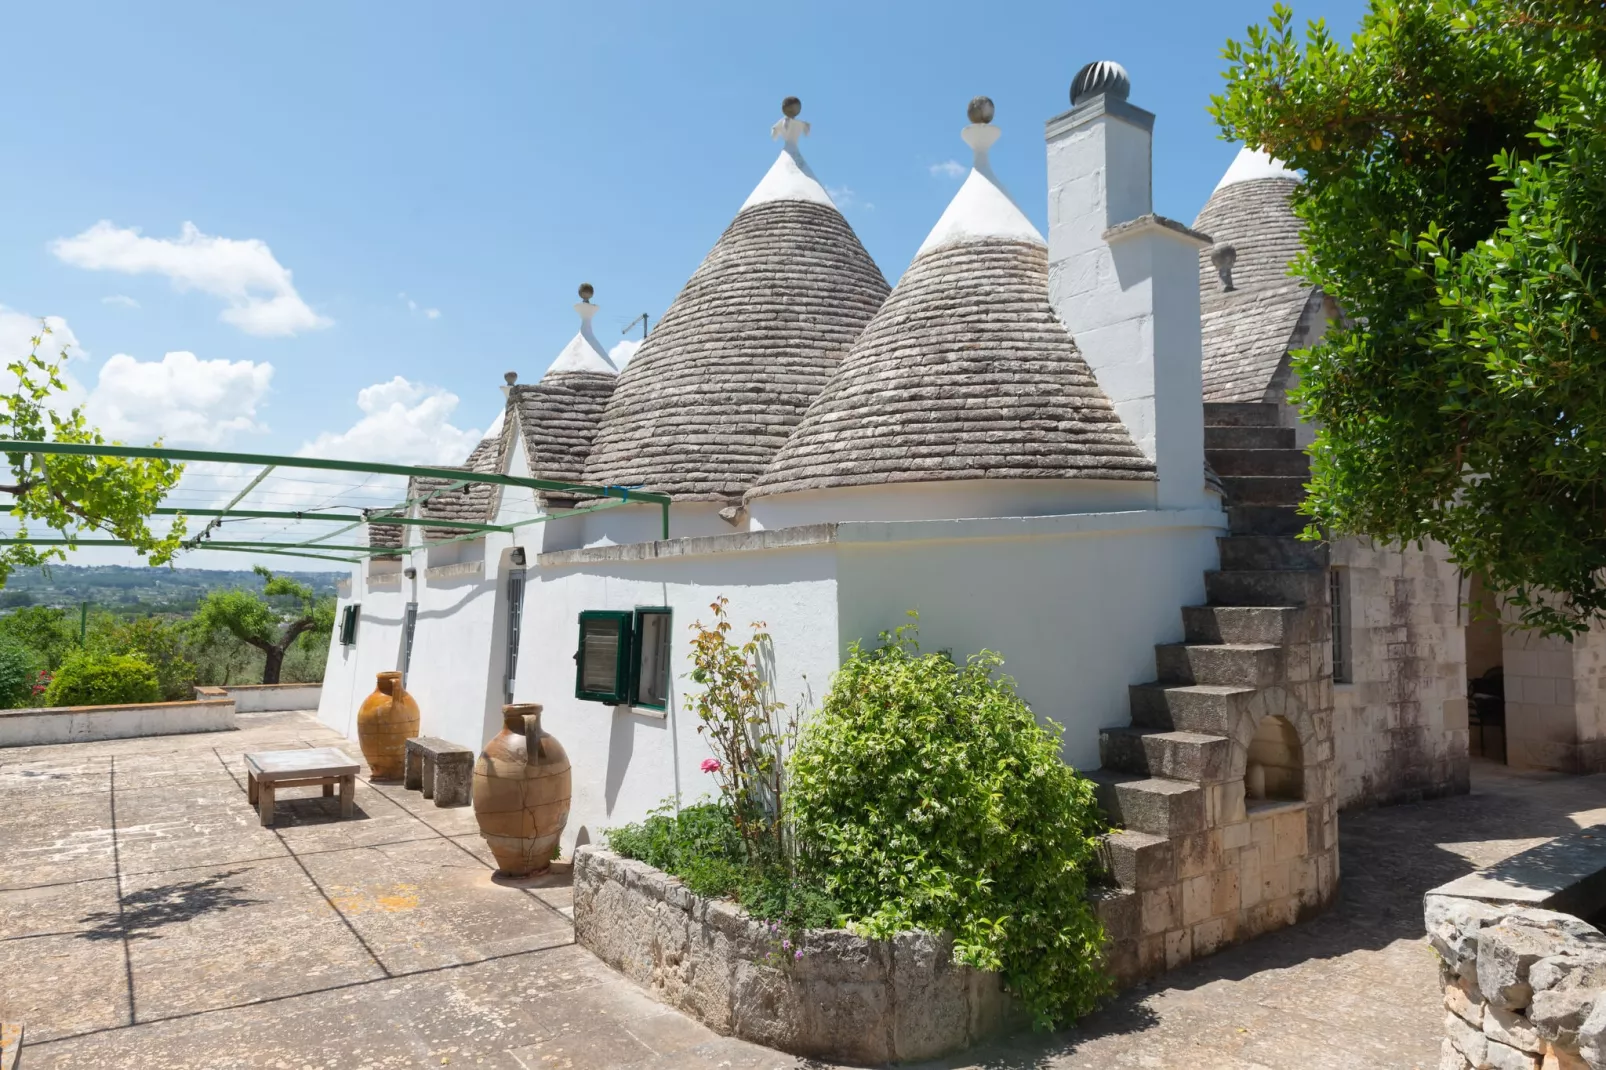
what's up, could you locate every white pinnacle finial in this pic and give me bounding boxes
[915,96,1044,256]
[545,282,618,377]
[771,95,810,147]
[741,96,834,210]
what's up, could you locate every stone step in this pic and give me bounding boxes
[1156,642,1284,687]
[1203,402,1281,428]
[1218,534,1330,572]
[1090,771,1206,837]
[1206,448,1311,478]
[1129,682,1258,735]
[1205,425,1297,451]
[1206,567,1327,607]
[1099,726,1233,783]
[1228,505,1307,537]
[1182,604,1318,646]
[1100,829,1175,892]
[1219,474,1308,506]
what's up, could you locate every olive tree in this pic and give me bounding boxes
[189,566,334,684]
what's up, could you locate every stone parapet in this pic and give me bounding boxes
[572,846,1022,1064]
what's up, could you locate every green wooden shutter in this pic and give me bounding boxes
[340,605,360,646]
[574,610,633,704]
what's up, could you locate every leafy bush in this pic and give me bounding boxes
[607,802,840,930]
[44,652,162,707]
[790,617,1109,1027]
[0,638,39,708]
[84,614,196,700]
[0,606,79,670]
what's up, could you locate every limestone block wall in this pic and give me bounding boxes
[1425,896,1606,1070]
[1331,536,1470,808]
[1504,623,1606,773]
[572,847,1020,1065]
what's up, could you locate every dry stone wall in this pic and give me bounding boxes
[1331,536,1471,808]
[572,847,1020,1064]
[1427,897,1606,1069]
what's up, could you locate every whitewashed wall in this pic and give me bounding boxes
[834,510,1222,772]
[520,539,842,856]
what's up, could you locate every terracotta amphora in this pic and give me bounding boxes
[357,671,420,780]
[472,703,571,877]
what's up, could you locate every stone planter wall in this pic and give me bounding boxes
[573,847,1021,1064]
[1426,896,1606,1069]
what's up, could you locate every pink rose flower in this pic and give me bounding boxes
[700,758,722,773]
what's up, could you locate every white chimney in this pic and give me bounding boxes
[1046,61,1210,510]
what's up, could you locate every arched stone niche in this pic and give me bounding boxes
[1246,715,1304,801]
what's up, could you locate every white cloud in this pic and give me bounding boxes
[930,159,967,179]
[297,376,482,466]
[0,306,90,410]
[610,338,642,368]
[51,221,331,337]
[827,185,874,211]
[101,294,139,308]
[399,292,441,320]
[86,351,273,447]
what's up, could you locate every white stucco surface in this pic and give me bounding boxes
[546,303,618,376]
[916,124,1043,256]
[220,684,323,713]
[0,698,235,748]
[1213,146,1301,191]
[739,140,833,211]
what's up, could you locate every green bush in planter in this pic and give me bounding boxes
[45,652,162,707]
[790,617,1110,1026]
[0,638,39,708]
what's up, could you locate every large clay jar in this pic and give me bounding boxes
[473,703,571,877]
[356,671,420,780]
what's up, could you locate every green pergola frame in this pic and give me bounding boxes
[0,439,672,565]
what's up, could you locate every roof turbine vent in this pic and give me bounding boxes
[1070,60,1131,106]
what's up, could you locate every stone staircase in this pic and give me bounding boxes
[1091,401,1339,985]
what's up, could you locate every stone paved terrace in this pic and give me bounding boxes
[4,711,1606,1069]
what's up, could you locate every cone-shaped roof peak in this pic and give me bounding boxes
[917,103,1042,256]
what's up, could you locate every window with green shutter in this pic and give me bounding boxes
[631,608,672,710]
[574,610,633,704]
[339,604,360,647]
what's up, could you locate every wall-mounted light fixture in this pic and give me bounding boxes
[511,547,526,567]
[403,567,417,580]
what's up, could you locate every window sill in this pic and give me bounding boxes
[616,704,668,721]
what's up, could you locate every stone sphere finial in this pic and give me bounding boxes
[504,371,518,386]
[1071,60,1131,105]
[781,96,802,118]
[967,96,995,124]
[578,282,594,302]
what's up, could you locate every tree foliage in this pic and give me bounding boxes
[1213,1,1606,634]
[0,327,185,588]
[83,613,196,701]
[188,566,334,684]
[44,651,161,707]
[0,605,79,670]
[0,638,39,707]
[789,618,1109,1027]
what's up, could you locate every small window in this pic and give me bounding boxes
[632,608,672,710]
[573,607,672,708]
[1329,568,1350,684]
[340,604,360,647]
[575,610,634,704]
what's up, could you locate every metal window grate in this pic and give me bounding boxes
[1329,568,1349,683]
[401,601,418,687]
[503,569,526,703]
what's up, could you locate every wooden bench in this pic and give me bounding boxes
[245,747,359,827]
[404,736,474,807]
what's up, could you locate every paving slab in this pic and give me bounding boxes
[1,791,118,889]
[299,837,573,973]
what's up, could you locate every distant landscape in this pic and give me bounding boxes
[0,564,342,705]
[0,564,343,616]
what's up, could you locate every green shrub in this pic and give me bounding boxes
[789,617,1109,1027]
[45,652,162,707]
[0,638,39,708]
[607,801,839,930]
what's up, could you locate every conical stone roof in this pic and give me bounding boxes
[748,104,1152,499]
[1194,148,1314,403]
[513,292,619,486]
[581,106,890,501]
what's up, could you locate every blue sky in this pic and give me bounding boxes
[0,0,1366,565]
